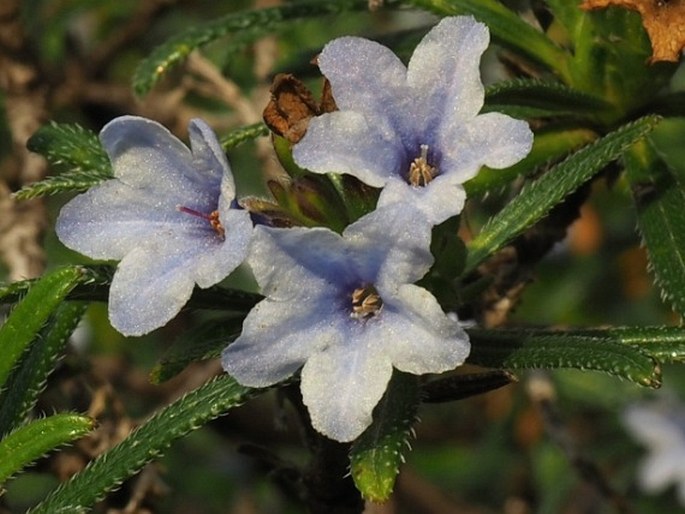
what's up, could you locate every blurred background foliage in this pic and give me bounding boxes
[1,0,685,513]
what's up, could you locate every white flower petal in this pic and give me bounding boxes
[343,204,433,287]
[375,284,470,374]
[247,225,353,301]
[377,176,466,226]
[188,118,234,197]
[293,111,403,186]
[318,36,410,141]
[301,340,393,442]
[56,181,193,260]
[407,16,489,130]
[222,297,344,386]
[100,116,201,195]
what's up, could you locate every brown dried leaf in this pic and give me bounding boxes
[262,73,337,143]
[581,0,685,62]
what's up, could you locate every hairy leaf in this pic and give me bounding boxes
[467,328,661,387]
[133,0,385,96]
[483,78,611,118]
[28,375,260,514]
[0,267,85,390]
[625,139,685,318]
[220,122,270,150]
[350,372,420,502]
[0,302,86,436]
[17,123,112,199]
[465,115,661,273]
[0,413,94,485]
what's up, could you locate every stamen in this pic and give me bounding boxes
[350,284,383,319]
[408,144,437,187]
[178,206,225,238]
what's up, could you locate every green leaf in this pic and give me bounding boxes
[28,375,261,514]
[464,126,597,198]
[133,0,381,96]
[566,326,685,365]
[466,328,661,387]
[482,78,611,119]
[150,317,243,384]
[350,372,420,502]
[625,139,685,317]
[464,115,661,273]
[0,302,87,436]
[404,0,569,76]
[220,122,270,150]
[0,266,86,390]
[422,370,516,403]
[16,122,112,200]
[0,413,94,486]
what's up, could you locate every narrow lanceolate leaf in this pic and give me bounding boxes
[465,115,661,273]
[350,372,420,502]
[464,127,597,198]
[16,122,112,199]
[0,413,94,486]
[422,370,516,403]
[220,122,270,150]
[0,302,87,436]
[404,0,569,76]
[133,0,384,96]
[0,266,85,390]
[625,140,685,318]
[28,375,260,514]
[563,326,685,365]
[483,78,611,119]
[466,328,661,388]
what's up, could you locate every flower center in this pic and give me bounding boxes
[408,144,436,187]
[178,206,225,239]
[350,284,383,319]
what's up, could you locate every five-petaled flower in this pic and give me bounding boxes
[221,204,470,442]
[56,116,253,336]
[293,15,533,225]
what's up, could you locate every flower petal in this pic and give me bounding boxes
[293,111,403,186]
[188,118,234,198]
[318,36,410,141]
[301,340,393,442]
[248,225,354,301]
[101,116,216,205]
[377,176,466,226]
[440,112,533,175]
[56,180,191,260]
[222,296,344,386]
[407,16,489,131]
[375,284,470,374]
[343,204,433,287]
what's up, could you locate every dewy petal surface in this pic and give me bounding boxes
[57,116,252,335]
[222,205,468,442]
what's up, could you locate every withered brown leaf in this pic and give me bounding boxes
[581,0,685,62]
[262,73,337,143]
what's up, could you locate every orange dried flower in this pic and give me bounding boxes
[581,0,685,62]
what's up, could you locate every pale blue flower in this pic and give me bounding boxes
[293,16,533,225]
[623,400,685,505]
[222,205,469,442]
[56,116,253,336]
